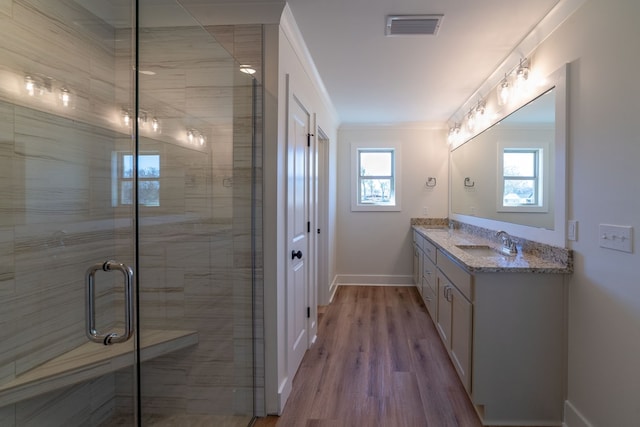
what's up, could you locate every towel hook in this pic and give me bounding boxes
[426,177,437,188]
[464,177,475,187]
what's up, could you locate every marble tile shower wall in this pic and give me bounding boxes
[0,1,263,425]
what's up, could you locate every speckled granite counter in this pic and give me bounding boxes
[413,225,572,274]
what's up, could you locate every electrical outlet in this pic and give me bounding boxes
[599,224,633,253]
[567,220,578,241]
[422,206,428,216]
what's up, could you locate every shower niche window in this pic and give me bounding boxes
[115,152,160,207]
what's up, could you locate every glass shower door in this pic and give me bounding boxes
[0,0,139,425]
[135,1,259,424]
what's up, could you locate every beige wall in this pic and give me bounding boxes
[528,0,640,425]
[335,125,448,282]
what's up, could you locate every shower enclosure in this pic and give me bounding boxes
[0,0,262,425]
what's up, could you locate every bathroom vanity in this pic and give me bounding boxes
[412,225,572,426]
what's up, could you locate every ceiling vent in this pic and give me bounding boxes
[385,14,444,36]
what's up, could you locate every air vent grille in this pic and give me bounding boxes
[385,14,443,36]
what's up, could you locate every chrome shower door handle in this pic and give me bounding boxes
[85,260,134,345]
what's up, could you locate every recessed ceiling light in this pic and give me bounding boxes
[240,65,256,75]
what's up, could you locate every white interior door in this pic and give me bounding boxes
[287,92,310,380]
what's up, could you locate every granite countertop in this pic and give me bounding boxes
[413,225,572,274]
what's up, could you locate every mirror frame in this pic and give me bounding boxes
[449,64,568,247]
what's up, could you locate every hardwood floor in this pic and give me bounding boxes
[253,286,482,427]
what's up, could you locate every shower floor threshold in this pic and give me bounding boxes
[0,329,198,407]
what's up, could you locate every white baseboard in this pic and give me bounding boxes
[563,400,594,427]
[328,275,339,302]
[277,376,291,416]
[336,274,414,286]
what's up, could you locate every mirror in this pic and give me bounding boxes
[449,65,568,247]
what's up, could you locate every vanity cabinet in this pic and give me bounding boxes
[413,228,568,426]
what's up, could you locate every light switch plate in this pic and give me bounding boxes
[599,224,633,253]
[567,220,578,241]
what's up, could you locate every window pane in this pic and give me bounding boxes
[121,181,133,205]
[139,180,160,206]
[360,178,392,203]
[504,179,536,205]
[504,151,535,177]
[123,155,134,178]
[139,154,160,178]
[360,152,392,176]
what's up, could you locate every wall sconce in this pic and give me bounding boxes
[187,129,206,146]
[24,74,50,97]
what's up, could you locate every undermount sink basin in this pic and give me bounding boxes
[456,245,500,257]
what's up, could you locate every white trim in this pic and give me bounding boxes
[280,5,340,125]
[563,400,595,427]
[340,122,446,131]
[336,274,414,286]
[329,275,339,302]
[276,376,291,415]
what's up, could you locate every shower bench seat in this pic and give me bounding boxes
[0,329,198,407]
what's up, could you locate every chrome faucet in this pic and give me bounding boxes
[496,230,517,256]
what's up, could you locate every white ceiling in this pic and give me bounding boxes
[79,0,563,125]
[281,0,562,125]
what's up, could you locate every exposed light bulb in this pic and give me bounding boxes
[187,129,195,143]
[466,109,476,132]
[198,134,205,146]
[25,76,35,96]
[60,88,70,107]
[122,110,131,126]
[152,117,159,133]
[516,59,530,88]
[497,74,510,106]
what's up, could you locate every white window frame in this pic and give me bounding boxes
[351,142,401,212]
[496,141,549,213]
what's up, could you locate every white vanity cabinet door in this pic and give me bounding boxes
[436,272,452,346]
[437,261,473,393]
[450,284,472,392]
[413,244,420,286]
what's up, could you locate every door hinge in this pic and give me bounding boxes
[307,133,314,147]
[317,228,321,234]
[307,306,311,318]
[307,221,311,233]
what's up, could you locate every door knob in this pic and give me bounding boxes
[291,250,303,260]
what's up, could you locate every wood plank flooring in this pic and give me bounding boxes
[253,286,481,427]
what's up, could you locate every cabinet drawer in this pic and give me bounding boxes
[422,239,437,263]
[413,230,424,250]
[437,250,473,301]
[423,255,437,292]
